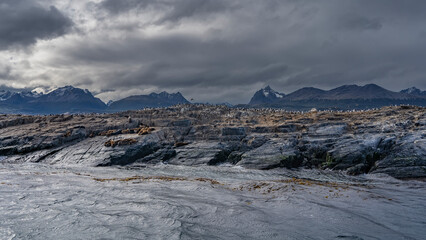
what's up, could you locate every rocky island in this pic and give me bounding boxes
[1,104,425,179]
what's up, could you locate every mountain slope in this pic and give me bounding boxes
[325,84,403,99]
[284,87,326,101]
[108,91,190,111]
[27,86,107,114]
[0,86,107,114]
[400,87,426,97]
[249,86,285,105]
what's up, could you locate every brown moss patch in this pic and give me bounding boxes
[104,138,138,147]
[93,175,224,185]
[63,130,72,137]
[194,177,222,185]
[93,175,187,182]
[138,127,155,135]
[99,129,120,137]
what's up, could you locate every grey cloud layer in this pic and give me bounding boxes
[98,0,233,23]
[0,0,72,50]
[0,0,425,104]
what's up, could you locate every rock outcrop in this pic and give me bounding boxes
[0,105,425,179]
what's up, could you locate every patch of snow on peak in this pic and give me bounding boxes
[46,87,59,94]
[31,87,46,95]
[262,89,270,97]
[406,87,419,94]
[262,86,284,98]
[275,93,283,98]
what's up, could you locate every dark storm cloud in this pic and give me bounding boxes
[338,15,382,31]
[0,0,72,50]
[99,0,232,24]
[112,62,288,89]
[4,0,426,104]
[98,0,151,14]
[52,32,290,90]
[155,0,233,24]
[284,65,399,89]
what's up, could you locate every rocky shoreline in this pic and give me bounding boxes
[0,105,425,179]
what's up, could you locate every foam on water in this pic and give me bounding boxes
[0,163,425,239]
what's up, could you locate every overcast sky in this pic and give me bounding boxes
[0,0,425,104]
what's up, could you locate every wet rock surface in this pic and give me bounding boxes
[0,105,425,178]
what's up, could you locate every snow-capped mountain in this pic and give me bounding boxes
[0,90,14,101]
[400,87,426,97]
[0,86,107,114]
[248,86,285,105]
[34,86,103,103]
[0,86,192,114]
[0,84,424,114]
[0,90,42,104]
[247,84,426,110]
[29,86,107,113]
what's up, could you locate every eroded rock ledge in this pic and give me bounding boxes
[1,105,425,178]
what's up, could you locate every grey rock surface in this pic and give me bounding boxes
[237,140,299,170]
[0,105,425,178]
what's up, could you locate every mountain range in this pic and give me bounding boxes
[0,84,425,114]
[108,92,189,111]
[0,86,190,114]
[246,84,426,110]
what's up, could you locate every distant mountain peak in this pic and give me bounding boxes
[45,86,95,99]
[361,83,387,91]
[249,86,285,105]
[400,87,426,97]
[263,85,272,91]
[404,87,420,93]
[363,83,380,87]
[148,91,186,101]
